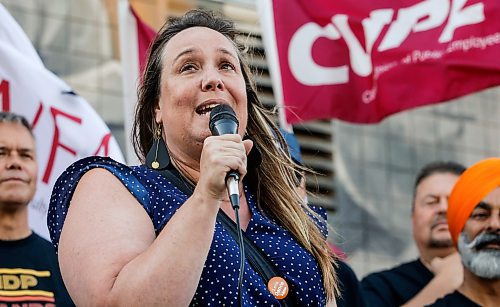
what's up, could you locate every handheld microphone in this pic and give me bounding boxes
[209,104,240,209]
[209,104,247,305]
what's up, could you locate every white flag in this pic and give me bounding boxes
[0,4,125,240]
[118,1,156,164]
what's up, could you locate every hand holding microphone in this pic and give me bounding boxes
[209,105,252,304]
[208,104,247,209]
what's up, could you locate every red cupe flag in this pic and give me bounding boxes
[130,6,156,76]
[258,0,500,124]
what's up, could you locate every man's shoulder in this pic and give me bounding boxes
[336,260,366,307]
[1,232,53,249]
[427,290,481,307]
[360,259,434,306]
[362,259,431,282]
[30,232,53,246]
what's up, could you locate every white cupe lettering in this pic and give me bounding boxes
[332,10,393,77]
[287,0,485,86]
[440,0,484,42]
[378,0,449,51]
[288,22,348,86]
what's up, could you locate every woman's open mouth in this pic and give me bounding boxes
[196,103,220,116]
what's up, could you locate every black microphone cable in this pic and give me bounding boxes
[209,104,245,307]
[230,188,245,307]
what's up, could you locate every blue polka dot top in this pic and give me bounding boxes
[48,156,328,306]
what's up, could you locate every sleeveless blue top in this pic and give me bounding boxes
[48,156,328,306]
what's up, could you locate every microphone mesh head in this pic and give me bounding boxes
[210,104,237,122]
[209,105,238,135]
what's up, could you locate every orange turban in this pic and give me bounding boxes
[448,157,500,246]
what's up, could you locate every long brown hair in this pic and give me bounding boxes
[132,9,338,300]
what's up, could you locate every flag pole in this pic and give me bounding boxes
[118,0,141,165]
[256,0,292,132]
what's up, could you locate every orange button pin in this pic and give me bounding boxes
[267,276,289,300]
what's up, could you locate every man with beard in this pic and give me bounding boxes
[429,157,500,306]
[362,161,466,306]
[0,112,73,306]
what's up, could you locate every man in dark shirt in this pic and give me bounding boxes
[336,259,366,307]
[430,158,500,306]
[361,161,466,306]
[0,112,73,306]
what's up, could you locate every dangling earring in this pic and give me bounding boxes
[146,124,170,170]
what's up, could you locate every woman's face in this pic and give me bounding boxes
[156,26,248,163]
